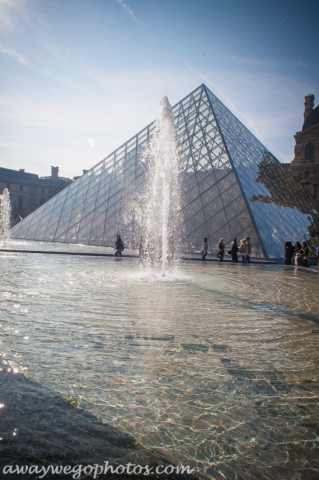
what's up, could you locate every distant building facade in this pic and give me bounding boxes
[289,95,319,200]
[0,166,73,222]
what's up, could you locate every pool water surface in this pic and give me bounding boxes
[1,243,319,479]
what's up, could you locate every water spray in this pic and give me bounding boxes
[0,188,12,245]
[142,96,181,276]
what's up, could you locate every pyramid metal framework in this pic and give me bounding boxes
[11,84,319,258]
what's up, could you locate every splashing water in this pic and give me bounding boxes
[0,188,11,245]
[141,97,181,276]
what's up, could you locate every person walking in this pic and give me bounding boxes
[284,241,295,265]
[217,238,225,262]
[229,237,239,262]
[239,238,247,264]
[115,233,124,256]
[201,237,208,260]
[245,236,252,264]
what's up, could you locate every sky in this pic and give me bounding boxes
[0,0,319,179]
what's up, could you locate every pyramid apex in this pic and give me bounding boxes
[11,84,319,259]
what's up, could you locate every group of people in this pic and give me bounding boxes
[201,236,252,263]
[116,232,319,267]
[284,240,310,267]
[201,236,319,267]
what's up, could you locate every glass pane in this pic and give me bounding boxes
[185,210,206,235]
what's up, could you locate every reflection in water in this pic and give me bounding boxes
[250,150,319,253]
[0,370,192,477]
[251,151,318,213]
[0,243,319,479]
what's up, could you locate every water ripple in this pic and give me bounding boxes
[0,244,319,479]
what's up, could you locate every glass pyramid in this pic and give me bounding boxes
[11,84,319,259]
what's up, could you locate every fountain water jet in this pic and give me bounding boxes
[142,97,181,276]
[0,188,11,246]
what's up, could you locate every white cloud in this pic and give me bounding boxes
[0,41,94,95]
[0,60,308,177]
[0,67,192,178]
[0,0,27,30]
[116,0,145,27]
[0,42,31,66]
[277,15,289,27]
[0,9,13,28]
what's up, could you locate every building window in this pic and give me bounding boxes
[19,198,23,208]
[40,198,45,206]
[19,185,23,191]
[41,188,44,194]
[305,142,314,160]
[305,171,310,179]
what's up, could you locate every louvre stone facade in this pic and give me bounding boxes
[289,94,319,201]
[0,166,73,223]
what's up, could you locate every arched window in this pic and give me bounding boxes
[40,198,45,206]
[18,198,23,208]
[305,171,310,179]
[305,142,314,160]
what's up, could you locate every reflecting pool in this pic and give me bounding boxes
[1,241,319,479]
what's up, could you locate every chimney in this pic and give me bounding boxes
[83,169,88,175]
[51,166,59,178]
[304,94,315,124]
[19,169,25,172]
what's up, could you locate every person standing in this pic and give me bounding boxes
[293,241,302,264]
[201,237,208,260]
[229,237,238,262]
[239,238,247,264]
[301,241,309,266]
[284,241,295,265]
[217,238,225,262]
[245,236,251,264]
[115,233,124,257]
